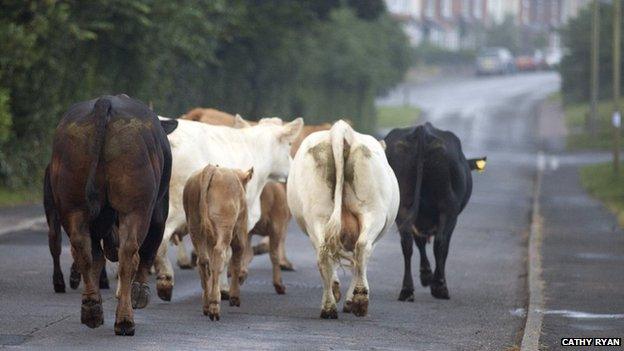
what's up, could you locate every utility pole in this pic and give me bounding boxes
[613,0,621,175]
[590,0,600,135]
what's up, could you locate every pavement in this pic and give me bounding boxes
[533,100,624,350]
[2,71,614,350]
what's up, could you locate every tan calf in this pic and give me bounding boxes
[183,165,253,320]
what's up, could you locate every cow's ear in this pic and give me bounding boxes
[279,117,304,142]
[233,114,251,128]
[239,167,254,186]
[379,140,387,150]
[160,119,178,135]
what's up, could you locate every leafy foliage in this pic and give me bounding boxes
[0,0,410,187]
[559,2,624,103]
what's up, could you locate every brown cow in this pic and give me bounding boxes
[44,95,171,335]
[183,165,253,320]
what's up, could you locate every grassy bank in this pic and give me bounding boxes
[0,187,41,208]
[376,105,421,129]
[564,98,621,150]
[580,162,624,226]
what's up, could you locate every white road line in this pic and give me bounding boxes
[0,216,46,237]
[521,151,546,351]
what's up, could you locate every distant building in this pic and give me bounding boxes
[385,0,590,52]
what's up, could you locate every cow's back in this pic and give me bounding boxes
[50,95,169,214]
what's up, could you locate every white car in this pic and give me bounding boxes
[476,47,515,75]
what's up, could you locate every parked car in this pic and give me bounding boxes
[515,50,546,71]
[475,47,515,75]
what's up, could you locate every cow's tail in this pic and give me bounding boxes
[467,156,487,172]
[85,97,112,220]
[199,165,218,236]
[322,120,353,263]
[399,126,426,233]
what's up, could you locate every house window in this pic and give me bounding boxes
[442,0,452,18]
[473,0,482,19]
[425,0,435,18]
[462,0,470,17]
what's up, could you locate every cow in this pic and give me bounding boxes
[287,120,399,319]
[384,122,486,301]
[154,116,303,301]
[183,165,253,320]
[44,94,171,335]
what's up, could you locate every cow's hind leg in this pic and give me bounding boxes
[66,212,103,329]
[114,212,151,336]
[175,234,194,269]
[228,221,247,307]
[99,266,110,289]
[398,229,415,302]
[318,253,338,319]
[44,167,65,293]
[414,234,433,287]
[207,239,228,321]
[132,198,167,309]
[269,226,286,294]
[154,222,177,301]
[430,215,457,300]
[70,261,81,289]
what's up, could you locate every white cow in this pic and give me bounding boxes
[287,120,399,319]
[155,116,303,301]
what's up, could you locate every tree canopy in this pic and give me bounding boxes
[0,0,409,187]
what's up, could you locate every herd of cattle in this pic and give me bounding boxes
[43,94,486,335]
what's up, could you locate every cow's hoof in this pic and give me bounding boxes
[229,296,240,307]
[80,299,103,328]
[351,287,369,317]
[343,301,352,313]
[274,283,286,295]
[220,290,230,301]
[114,319,135,336]
[420,269,433,287]
[320,306,338,319]
[131,282,150,309]
[279,261,295,271]
[398,288,414,302]
[53,272,65,293]
[430,283,450,300]
[69,270,81,290]
[204,303,220,321]
[332,281,341,302]
[54,282,66,293]
[156,279,173,301]
[99,277,110,290]
[253,242,269,255]
[177,260,193,270]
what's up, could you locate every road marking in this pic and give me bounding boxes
[521,151,546,351]
[0,216,46,237]
[539,310,624,319]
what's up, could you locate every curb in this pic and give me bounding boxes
[0,216,46,237]
[520,151,546,351]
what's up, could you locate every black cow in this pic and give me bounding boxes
[44,94,171,335]
[384,122,485,301]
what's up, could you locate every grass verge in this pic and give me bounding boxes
[580,162,624,226]
[564,98,621,150]
[377,105,421,129]
[0,187,41,207]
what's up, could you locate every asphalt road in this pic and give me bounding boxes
[0,72,560,350]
